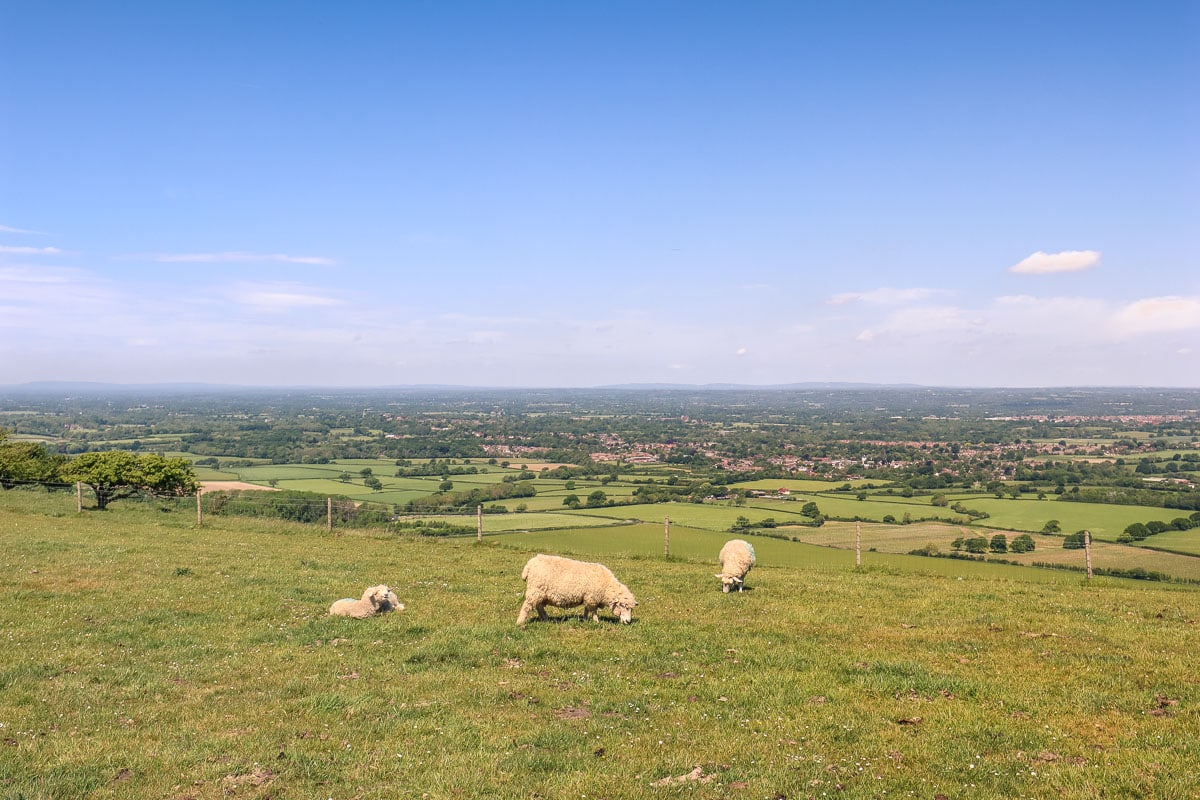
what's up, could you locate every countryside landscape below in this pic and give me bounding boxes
[2,385,1198,798]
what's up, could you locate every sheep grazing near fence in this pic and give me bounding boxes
[329,584,403,619]
[517,554,637,626]
[716,539,756,592]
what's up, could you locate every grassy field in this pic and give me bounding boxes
[2,491,1198,799]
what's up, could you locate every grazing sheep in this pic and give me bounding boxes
[329,584,403,618]
[715,539,756,592]
[517,554,637,626]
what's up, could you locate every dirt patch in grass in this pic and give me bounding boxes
[199,481,280,494]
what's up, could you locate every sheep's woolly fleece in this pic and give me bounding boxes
[716,538,756,592]
[329,584,404,619]
[517,553,637,625]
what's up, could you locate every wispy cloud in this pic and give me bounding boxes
[231,282,345,312]
[0,225,43,235]
[1009,250,1101,275]
[0,245,62,255]
[827,287,946,306]
[135,251,336,265]
[1112,296,1200,335]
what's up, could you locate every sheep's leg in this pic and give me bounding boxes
[722,582,731,593]
[536,602,549,621]
[584,604,599,622]
[517,600,535,626]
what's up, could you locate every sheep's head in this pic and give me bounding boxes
[383,590,404,612]
[364,584,392,609]
[716,574,737,592]
[609,587,637,624]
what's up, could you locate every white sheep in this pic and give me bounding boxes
[517,554,637,626]
[329,584,404,619]
[715,539,756,592]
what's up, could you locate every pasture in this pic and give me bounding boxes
[2,492,1198,798]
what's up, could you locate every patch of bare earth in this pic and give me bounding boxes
[200,481,280,494]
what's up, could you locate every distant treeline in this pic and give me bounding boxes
[1058,486,1200,511]
[403,481,537,513]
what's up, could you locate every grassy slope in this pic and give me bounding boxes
[3,494,1198,799]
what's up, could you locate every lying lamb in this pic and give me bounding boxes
[716,538,756,592]
[329,584,404,619]
[517,554,637,626]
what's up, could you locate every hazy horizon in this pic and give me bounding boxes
[2,3,1197,388]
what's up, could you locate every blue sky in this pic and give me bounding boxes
[2,2,1197,387]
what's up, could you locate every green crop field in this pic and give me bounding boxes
[790,521,1200,582]
[955,497,1187,539]
[1142,528,1200,557]
[2,490,1200,798]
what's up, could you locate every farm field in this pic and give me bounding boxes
[791,521,1200,583]
[731,477,875,492]
[420,512,628,533]
[2,496,1198,799]
[954,497,1189,540]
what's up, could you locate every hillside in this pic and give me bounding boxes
[1,498,1198,799]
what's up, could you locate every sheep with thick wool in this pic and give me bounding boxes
[517,554,637,626]
[715,539,756,592]
[329,584,404,619]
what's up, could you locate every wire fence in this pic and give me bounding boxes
[0,478,487,538]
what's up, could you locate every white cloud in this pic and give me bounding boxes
[736,347,747,356]
[1008,250,1101,274]
[827,287,946,306]
[0,225,43,234]
[1112,296,1200,335]
[0,245,62,255]
[137,251,335,265]
[232,283,344,312]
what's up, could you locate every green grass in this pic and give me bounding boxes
[1,490,1199,798]
[957,496,1188,539]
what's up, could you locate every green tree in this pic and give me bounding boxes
[64,451,199,510]
[1010,533,1036,553]
[364,476,383,491]
[800,501,820,517]
[586,489,607,507]
[931,494,948,507]
[1041,519,1061,534]
[989,533,1008,553]
[0,435,67,489]
[1124,522,1150,541]
[438,479,454,492]
[963,536,988,554]
[1062,531,1087,550]
[562,494,581,509]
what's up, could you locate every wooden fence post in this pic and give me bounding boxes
[196,490,203,527]
[477,504,483,542]
[1084,529,1093,580]
[856,520,862,568]
[327,497,333,533]
[76,481,82,513]
[664,516,671,557]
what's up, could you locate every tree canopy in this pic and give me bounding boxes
[62,451,200,510]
